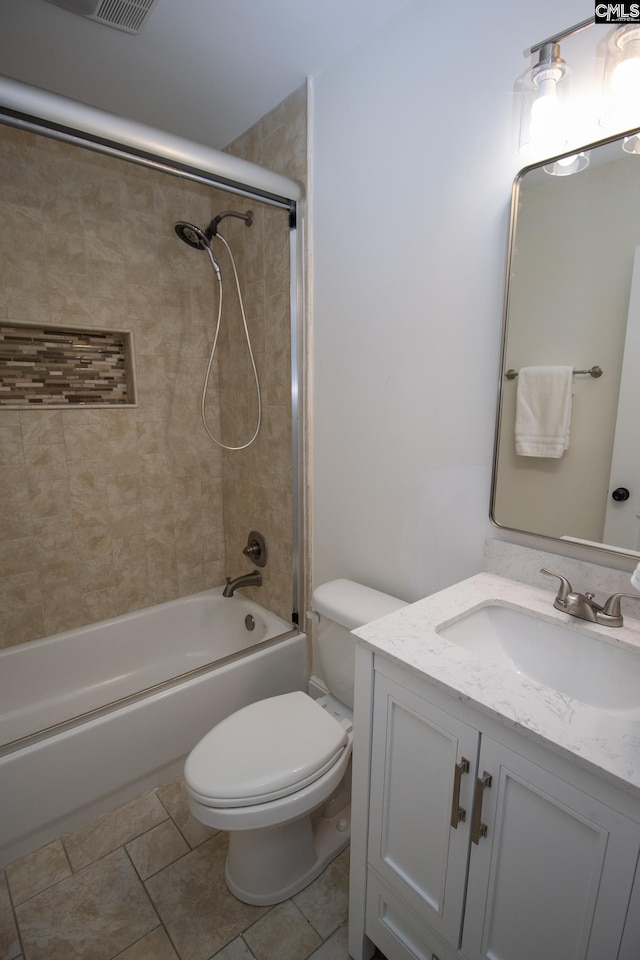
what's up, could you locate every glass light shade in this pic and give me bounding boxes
[622,132,640,154]
[600,26,640,129]
[611,48,640,96]
[520,82,569,156]
[543,152,590,176]
[518,43,569,158]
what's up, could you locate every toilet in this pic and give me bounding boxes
[184,578,406,905]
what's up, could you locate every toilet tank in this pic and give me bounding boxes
[311,579,406,709]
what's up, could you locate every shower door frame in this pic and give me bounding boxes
[0,76,306,627]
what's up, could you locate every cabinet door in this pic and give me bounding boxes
[618,857,640,960]
[462,735,640,960]
[368,671,479,947]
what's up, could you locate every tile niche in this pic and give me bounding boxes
[0,322,136,407]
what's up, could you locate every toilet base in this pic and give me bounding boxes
[225,804,351,906]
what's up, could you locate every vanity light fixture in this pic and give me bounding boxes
[521,17,640,159]
[516,17,640,159]
[519,16,595,159]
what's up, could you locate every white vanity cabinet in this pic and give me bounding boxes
[350,652,640,960]
[366,671,477,950]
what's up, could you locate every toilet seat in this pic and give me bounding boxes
[185,691,349,808]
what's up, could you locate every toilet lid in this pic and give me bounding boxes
[185,691,349,808]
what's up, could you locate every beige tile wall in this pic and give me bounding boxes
[0,82,306,647]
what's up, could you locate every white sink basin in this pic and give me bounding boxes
[437,604,640,716]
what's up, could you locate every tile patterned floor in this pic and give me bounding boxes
[0,776,380,960]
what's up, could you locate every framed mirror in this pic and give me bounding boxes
[491,126,640,557]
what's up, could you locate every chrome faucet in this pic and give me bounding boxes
[540,568,640,627]
[222,569,262,598]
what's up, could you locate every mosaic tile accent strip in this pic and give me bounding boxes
[0,324,136,407]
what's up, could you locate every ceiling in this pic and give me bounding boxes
[0,0,413,150]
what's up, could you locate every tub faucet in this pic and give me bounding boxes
[223,570,262,597]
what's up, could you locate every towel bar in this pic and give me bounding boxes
[505,365,602,380]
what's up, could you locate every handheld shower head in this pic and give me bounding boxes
[174,221,210,250]
[172,215,261,450]
[174,221,221,279]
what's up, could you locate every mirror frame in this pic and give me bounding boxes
[490,124,640,561]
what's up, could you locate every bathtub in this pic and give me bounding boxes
[0,588,308,866]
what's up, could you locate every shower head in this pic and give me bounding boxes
[174,221,222,280]
[174,221,210,250]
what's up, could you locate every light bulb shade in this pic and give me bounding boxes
[622,132,640,154]
[543,151,590,176]
[518,43,570,157]
[600,26,640,129]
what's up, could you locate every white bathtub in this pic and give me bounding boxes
[0,588,308,866]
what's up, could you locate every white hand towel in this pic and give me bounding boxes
[515,365,573,458]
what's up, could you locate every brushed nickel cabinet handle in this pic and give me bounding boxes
[450,757,470,829]
[471,771,492,844]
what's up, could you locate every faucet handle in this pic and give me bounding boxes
[540,568,573,603]
[242,530,267,567]
[599,593,640,626]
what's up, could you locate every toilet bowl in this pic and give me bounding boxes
[186,690,353,904]
[184,579,405,905]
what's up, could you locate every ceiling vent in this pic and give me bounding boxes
[45,0,160,34]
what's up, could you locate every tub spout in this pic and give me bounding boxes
[223,570,262,597]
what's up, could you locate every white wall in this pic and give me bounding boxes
[311,0,588,602]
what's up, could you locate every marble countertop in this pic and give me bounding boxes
[353,572,640,800]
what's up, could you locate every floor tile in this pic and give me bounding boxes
[113,926,179,959]
[294,848,349,939]
[308,923,350,960]
[144,834,266,960]
[211,938,256,960]
[243,901,322,960]
[126,820,189,880]
[6,770,363,960]
[311,926,387,960]
[155,776,217,849]
[0,871,21,960]
[64,791,169,870]
[5,841,71,906]
[15,848,159,960]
